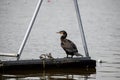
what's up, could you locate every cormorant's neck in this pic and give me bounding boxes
[61,34,67,40]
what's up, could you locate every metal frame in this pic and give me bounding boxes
[0,0,90,59]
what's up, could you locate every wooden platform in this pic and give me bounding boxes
[0,57,96,74]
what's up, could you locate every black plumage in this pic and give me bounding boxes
[57,30,83,58]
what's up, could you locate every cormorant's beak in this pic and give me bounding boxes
[56,32,60,34]
[57,31,63,35]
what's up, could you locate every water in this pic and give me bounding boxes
[0,0,120,80]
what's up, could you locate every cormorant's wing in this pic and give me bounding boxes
[61,39,78,53]
[67,39,77,49]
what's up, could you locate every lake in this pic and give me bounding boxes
[0,0,120,80]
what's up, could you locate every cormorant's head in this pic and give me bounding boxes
[57,30,67,35]
[57,30,67,39]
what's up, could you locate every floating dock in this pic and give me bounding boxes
[0,57,96,74]
[0,67,96,79]
[0,0,96,76]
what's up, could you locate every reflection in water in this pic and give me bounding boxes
[0,68,96,80]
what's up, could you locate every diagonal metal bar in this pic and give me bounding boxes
[17,0,43,60]
[73,0,90,58]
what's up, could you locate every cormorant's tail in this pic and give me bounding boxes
[74,52,83,57]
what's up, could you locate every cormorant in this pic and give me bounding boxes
[57,30,83,58]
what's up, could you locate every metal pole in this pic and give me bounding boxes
[0,53,17,57]
[17,0,43,60]
[73,0,90,57]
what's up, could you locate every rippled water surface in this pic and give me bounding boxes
[0,0,120,80]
